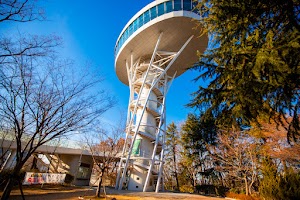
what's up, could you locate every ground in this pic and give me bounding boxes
[1,185,225,200]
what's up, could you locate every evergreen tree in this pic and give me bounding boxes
[190,0,300,141]
[180,113,217,186]
[165,122,180,191]
[259,158,300,200]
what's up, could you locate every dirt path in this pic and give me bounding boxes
[11,189,95,200]
[3,185,95,200]
[8,186,225,200]
[104,188,224,200]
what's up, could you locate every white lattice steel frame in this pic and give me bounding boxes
[115,33,193,192]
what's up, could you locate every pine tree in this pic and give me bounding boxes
[165,122,180,191]
[180,113,217,186]
[190,0,300,141]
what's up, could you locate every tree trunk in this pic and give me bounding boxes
[249,179,254,195]
[2,137,36,200]
[1,162,24,200]
[193,172,196,187]
[18,180,25,200]
[249,172,256,195]
[172,148,179,191]
[1,176,15,200]
[174,170,179,191]
[244,177,249,196]
[96,174,103,197]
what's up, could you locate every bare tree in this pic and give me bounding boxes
[0,34,115,200]
[0,0,45,23]
[209,131,259,196]
[250,118,300,171]
[84,121,124,198]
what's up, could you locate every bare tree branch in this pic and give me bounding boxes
[0,0,45,23]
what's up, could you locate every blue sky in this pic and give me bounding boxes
[1,0,202,127]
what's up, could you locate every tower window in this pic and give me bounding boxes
[157,3,165,16]
[174,0,182,11]
[150,6,157,20]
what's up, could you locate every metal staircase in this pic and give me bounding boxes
[115,33,193,192]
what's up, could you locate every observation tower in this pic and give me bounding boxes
[114,0,207,192]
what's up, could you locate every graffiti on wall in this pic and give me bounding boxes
[23,172,66,185]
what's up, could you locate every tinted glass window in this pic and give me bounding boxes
[183,0,191,11]
[119,37,123,48]
[166,1,173,13]
[124,29,128,41]
[138,15,143,28]
[144,10,150,24]
[115,0,199,56]
[157,3,164,16]
[150,6,157,19]
[174,0,181,11]
[133,20,138,32]
[77,163,90,179]
[128,23,133,36]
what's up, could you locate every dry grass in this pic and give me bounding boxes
[226,192,261,200]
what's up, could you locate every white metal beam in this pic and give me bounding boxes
[117,34,194,192]
[117,33,163,190]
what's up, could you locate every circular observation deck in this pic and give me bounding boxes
[115,0,208,85]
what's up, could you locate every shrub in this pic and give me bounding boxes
[179,185,194,193]
[259,171,300,200]
[196,184,214,194]
[215,185,228,197]
[195,184,227,197]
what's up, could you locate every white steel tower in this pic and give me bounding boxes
[114,0,207,192]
